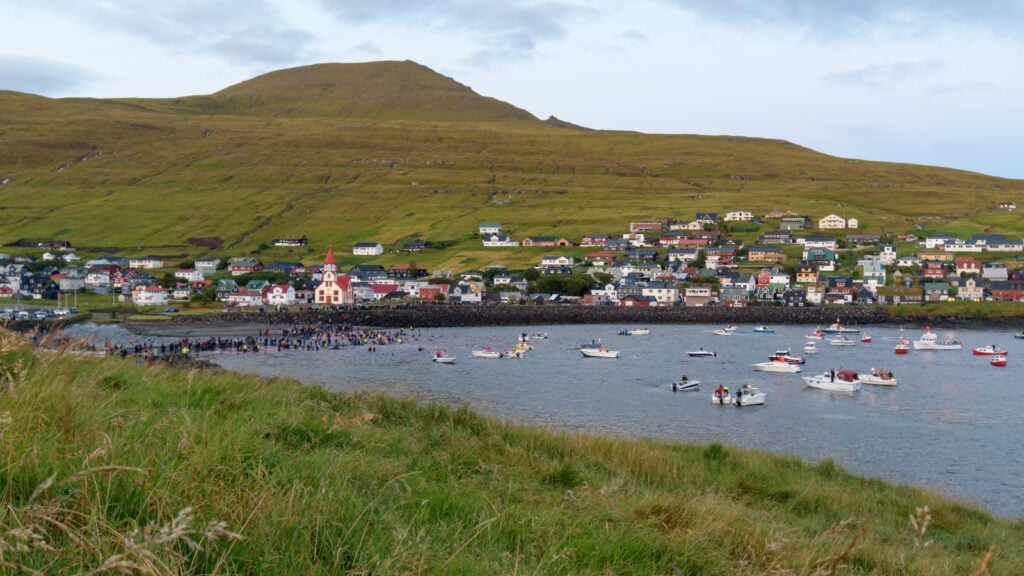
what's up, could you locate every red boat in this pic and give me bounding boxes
[973,345,1008,356]
[991,355,1007,367]
[860,332,872,343]
[894,337,910,355]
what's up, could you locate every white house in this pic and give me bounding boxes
[669,221,704,231]
[724,210,753,222]
[131,285,168,306]
[226,289,264,307]
[42,252,57,261]
[897,255,921,268]
[924,234,957,250]
[642,282,679,305]
[129,256,165,269]
[847,218,859,229]
[482,234,519,247]
[818,214,847,229]
[478,222,502,235]
[194,258,221,274]
[171,286,192,301]
[353,242,384,256]
[879,244,897,266]
[174,269,205,283]
[540,255,574,268]
[265,284,296,306]
[802,235,838,250]
[683,286,712,307]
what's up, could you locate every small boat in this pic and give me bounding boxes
[913,326,963,350]
[860,332,872,343]
[618,328,650,336]
[991,355,1008,367]
[752,360,802,373]
[671,379,700,391]
[1015,331,1024,340]
[687,348,716,357]
[821,319,860,334]
[859,368,898,386]
[753,325,775,334]
[803,370,861,393]
[712,327,735,336]
[829,335,856,347]
[972,345,1008,356]
[734,384,767,407]
[803,342,819,354]
[805,329,825,340]
[769,354,805,365]
[894,332,911,354]
[711,387,732,404]
[432,350,456,364]
[471,349,502,359]
[580,346,620,359]
[532,332,548,340]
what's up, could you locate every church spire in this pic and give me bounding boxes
[325,245,335,266]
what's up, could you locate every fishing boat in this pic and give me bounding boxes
[580,346,620,359]
[991,355,1008,367]
[432,350,456,364]
[769,354,805,365]
[894,340,910,354]
[805,328,825,340]
[671,379,700,391]
[803,341,819,354]
[820,319,860,334]
[752,325,775,334]
[829,335,856,347]
[803,370,861,393]
[913,326,963,350]
[711,387,732,404]
[972,345,1008,356]
[686,348,716,357]
[734,384,767,407]
[471,348,502,359]
[752,360,802,373]
[860,332,872,343]
[859,368,898,386]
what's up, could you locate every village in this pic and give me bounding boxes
[2,204,1024,317]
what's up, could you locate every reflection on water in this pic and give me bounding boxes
[65,322,1024,517]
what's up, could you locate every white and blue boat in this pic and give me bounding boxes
[752,325,775,334]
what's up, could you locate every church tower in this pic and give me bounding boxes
[315,246,352,305]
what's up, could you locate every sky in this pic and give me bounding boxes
[2,0,1022,179]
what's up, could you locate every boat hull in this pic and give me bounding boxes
[580,348,619,358]
[471,351,502,359]
[671,381,700,391]
[433,357,456,364]
[803,375,860,392]
[711,394,732,404]
[752,362,802,373]
[687,351,716,357]
[860,374,898,386]
[913,342,963,350]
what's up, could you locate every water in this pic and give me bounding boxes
[63,322,1024,517]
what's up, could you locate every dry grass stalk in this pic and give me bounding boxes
[971,545,995,576]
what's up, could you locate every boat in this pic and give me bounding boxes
[860,332,872,343]
[671,379,700,391]
[821,319,860,334]
[773,348,791,356]
[712,326,736,336]
[1015,331,1024,340]
[532,331,548,339]
[913,326,963,350]
[711,387,732,404]
[972,345,1008,356]
[829,335,856,347]
[752,325,775,334]
[580,346,620,359]
[859,368,898,386]
[752,360,802,373]
[803,342,819,354]
[804,328,825,340]
[803,370,861,393]
[618,328,650,336]
[471,348,502,359]
[687,348,717,357]
[991,355,1008,367]
[894,340,910,354]
[734,384,767,407]
[769,354,805,365]
[432,350,456,364]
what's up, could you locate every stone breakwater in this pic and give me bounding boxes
[169,305,904,329]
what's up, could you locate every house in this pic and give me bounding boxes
[659,231,691,247]
[804,248,837,272]
[630,221,665,234]
[131,285,168,306]
[388,264,426,279]
[922,261,947,279]
[875,285,924,305]
[263,284,296,306]
[272,235,307,247]
[801,235,838,250]
[990,280,1024,301]
[642,282,679,305]
[174,269,204,283]
[619,294,655,307]
[478,222,502,235]
[779,216,811,231]
[226,289,264,307]
[982,262,1009,281]
[969,234,1024,252]
[719,286,747,306]
[724,210,753,222]
[859,256,886,290]
[747,246,785,263]
[879,244,897,265]
[540,255,574,268]
[847,218,859,229]
[818,214,847,229]
[265,261,306,277]
[683,286,712,307]
[171,284,192,301]
[523,236,556,247]
[695,212,718,225]
[195,258,221,274]
[627,249,658,263]
[353,242,384,256]
[782,288,807,307]
[492,274,529,291]
[315,248,354,305]
[924,234,957,250]
[668,248,700,263]
[957,276,984,301]
[759,230,793,244]
[998,202,1017,211]
[403,241,427,253]
[796,265,819,284]
[580,234,611,247]
[670,220,705,231]
[846,234,879,245]
[920,251,954,262]
[621,233,649,247]
[482,234,519,247]
[923,282,951,302]
[897,255,920,268]
[954,256,981,276]
[129,256,164,269]
[227,257,262,276]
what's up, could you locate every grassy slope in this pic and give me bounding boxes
[1,61,1023,273]
[0,330,1021,574]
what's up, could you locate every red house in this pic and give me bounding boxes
[619,295,655,307]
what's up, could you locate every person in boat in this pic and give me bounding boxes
[830,369,835,382]
[714,384,723,398]
[681,374,689,384]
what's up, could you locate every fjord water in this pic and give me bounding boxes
[68,323,1023,516]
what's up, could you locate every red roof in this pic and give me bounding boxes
[371,283,399,294]
[325,245,335,265]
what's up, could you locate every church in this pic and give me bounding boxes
[314,246,354,306]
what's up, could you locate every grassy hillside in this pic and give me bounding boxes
[1,61,1022,271]
[0,329,1020,574]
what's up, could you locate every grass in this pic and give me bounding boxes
[1,328,1021,574]
[885,301,1024,321]
[1,61,1023,272]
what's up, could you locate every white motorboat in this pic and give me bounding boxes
[859,368,897,386]
[752,361,802,373]
[713,325,736,336]
[580,346,620,359]
[803,370,861,393]
[803,342,819,354]
[432,351,456,364]
[671,379,700,391]
[686,349,716,357]
[618,327,650,336]
[829,335,856,347]
[972,345,1008,356]
[805,329,825,340]
[733,384,766,406]
[991,355,1007,367]
[711,388,732,404]
[913,326,963,350]
[752,325,775,333]
[821,319,860,334]
[769,354,805,365]
[471,349,502,359]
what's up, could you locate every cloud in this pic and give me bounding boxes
[350,42,382,56]
[320,0,595,67]
[0,55,99,96]
[48,0,317,66]
[822,60,943,89]
[661,0,1024,39]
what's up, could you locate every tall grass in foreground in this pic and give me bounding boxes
[0,329,1019,574]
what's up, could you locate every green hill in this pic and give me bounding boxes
[0,331,1019,574]
[0,60,1022,270]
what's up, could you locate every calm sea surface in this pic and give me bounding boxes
[65,322,1024,517]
